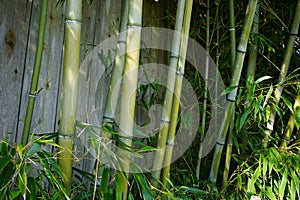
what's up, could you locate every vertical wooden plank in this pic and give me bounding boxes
[0,0,33,143]
[16,0,65,145]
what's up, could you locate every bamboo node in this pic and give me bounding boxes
[229,27,235,31]
[29,92,38,98]
[58,134,75,139]
[66,19,82,24]
[176,69,184,76]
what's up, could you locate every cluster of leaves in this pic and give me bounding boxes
[0,134,69,200]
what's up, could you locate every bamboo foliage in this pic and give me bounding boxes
[58,0,82,194]
[150,0,186,188]
[21,0,48,145]
[116,0,143,199]
[209,0,258,183]
[196,0,210,180]
[161,0,193,188]
[264,0,300,146]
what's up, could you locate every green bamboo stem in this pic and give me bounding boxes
[161,0,193,188]
[222,115,234,188]
[208,0,258,183]
[103,0,129,127]
[246,4,259,81]
[222,0,237,186]
[58,0,82,194]
[264,0,300,147]
[116,0,143,199]
[21,0,48,145]
[150,0,186,188]
[196,0,210,180]
[280,84,300,149]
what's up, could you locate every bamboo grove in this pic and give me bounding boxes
[1,0,300,199]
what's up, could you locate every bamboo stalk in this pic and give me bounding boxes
[280,84,300,149]
[58,0,82,194]
[103,0,129,126]
[21,0,48,145]
[150,0,186,188]
[223,3,260,188]
[209,0,258,183]
[264,0,300,147]
[222,0,237,187]
[161,0,193,188]
[246,5,259,81]
[116,0,143,199]
[196,0,210,180]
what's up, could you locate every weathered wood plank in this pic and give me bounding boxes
[0,0,33,143]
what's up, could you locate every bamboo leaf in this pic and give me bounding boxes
[290,178,296,200]
[115,172,123,200]
[248,164,261,193]
[295,106,300,129]
[278,170,288,199]
[177,186,209,194]
[0,155,11,172]
[101,168,110,196]
[255,76,272,84]
[10,190,21,199]
[254,94,263,116]
[18,165,27,195]
[282,96,293,112]
[0,162,14,189]
[263,84,273,108]
[266,186,277,200]
[16,144,23,159]
[238,106,252,130]
[26,142,41,157]
[27,177,37,200]
[221,85,238,96]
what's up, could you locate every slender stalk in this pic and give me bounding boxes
[21,0,48,145]
[58,0,82,194]
[103,0,129,126]
[264,0,300,147]
[221,0,236,188]
[209,0,258,183]
[246,5,259,81]
[161,0,193,188]
[116,0,143,199]
[280,84,300,149]
[196,0,210,180]
[150,0,186,188]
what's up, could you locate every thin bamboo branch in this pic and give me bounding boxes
[116,0,143,199]
[161,0,193,188]
[209,0,258,183]
[264,0,300,147]
[150,0,186,188]
[58,0,82,194]
[196,0,210,180]
[21,0,48,145]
